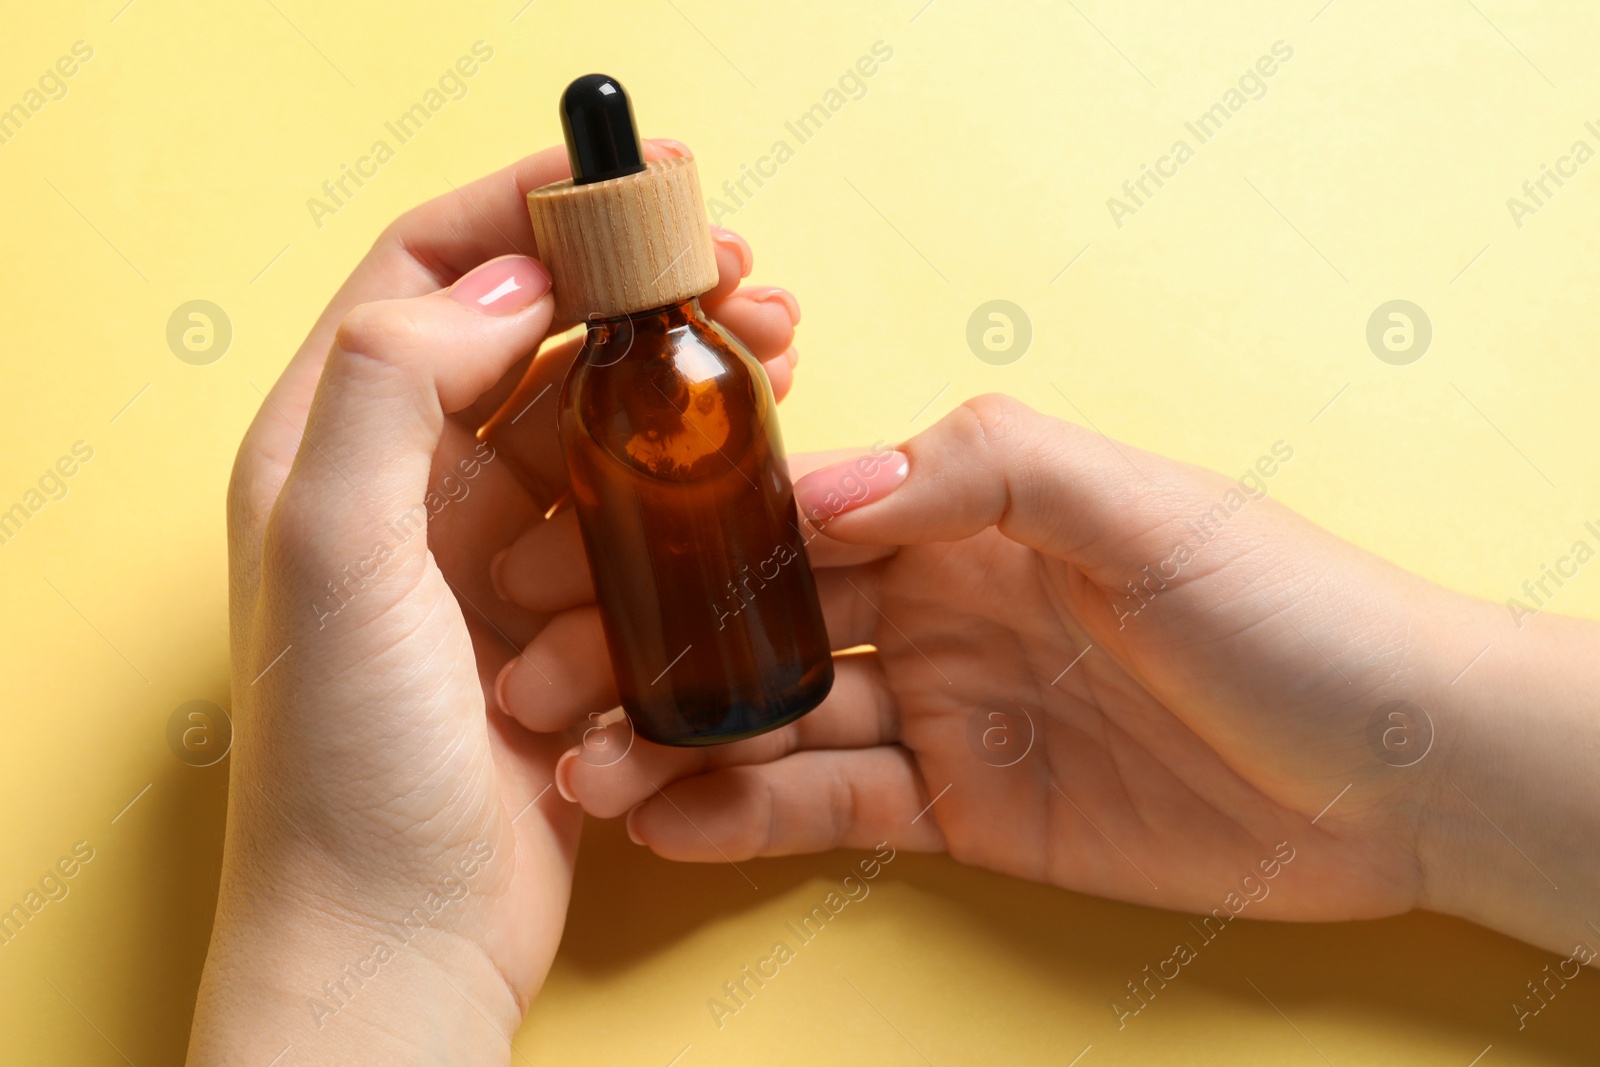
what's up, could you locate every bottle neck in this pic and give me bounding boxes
[584,297,704,334]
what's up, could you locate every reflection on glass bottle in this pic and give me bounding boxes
[562,299,833,745]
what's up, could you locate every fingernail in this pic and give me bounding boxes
[785,345,799,369]
[710,227,753,276]
[647,138,692,159]
[745,286,800,326]
[625,807,645,846]
[794,450,910,529]
[494,658,518,716]
[489,548,512,601]
[449,255,551,316]
[555,750,579,803]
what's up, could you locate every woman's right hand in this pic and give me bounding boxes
[499,394,1600,961]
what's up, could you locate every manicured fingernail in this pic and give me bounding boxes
[449,255,551,316]
[710,227,753,276]
[745,286,800,326]
[625,807,645,845]
[647,138,692,159]
[794,450,910,528]
[554,750,579,803]
[489,548,512,601]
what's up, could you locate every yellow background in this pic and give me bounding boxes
[2,0,1598,1062]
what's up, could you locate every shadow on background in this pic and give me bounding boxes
[47,710,1595,1065]
[563,816,1600,1063]
[36,681,232,1067]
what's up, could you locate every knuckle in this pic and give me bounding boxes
[375,216,415,253]
[951,393,1074,534]
[225,449,270,543]
[258,481,321,577]
[958,392,1034,447]
[256,475,361,596]
[332,299,426,365]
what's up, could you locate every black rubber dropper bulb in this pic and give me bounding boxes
[561,74,647,186]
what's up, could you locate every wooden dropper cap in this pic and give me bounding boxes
[527,76,719,322]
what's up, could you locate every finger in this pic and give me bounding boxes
[494,606,616,733]
[787,448,904,570]
[626,747,947,861]
[236,148,566,520]
[261,263,557,660]
[233,140,688,578]
[558,653,898,818]
[275,257,555,540]
[814,565,888,649]
[308,137,688,369]
[700,226,753,304]
[458,330,581,508]
[792,395,1202,587]
[491,507,588,613]
[423,420,547,654]
[705,287,799,362]
[764,346,795,404]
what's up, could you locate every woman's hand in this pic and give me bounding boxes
[190,140,804,1065]
[506,395,1600,962]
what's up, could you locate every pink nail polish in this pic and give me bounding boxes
[745,286,800,326]
[709,227,753,276]
[794,450,910,529]
[647,138,692,159]
[449,255,551,316]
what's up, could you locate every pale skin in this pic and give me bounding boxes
[192,141,1600,1063]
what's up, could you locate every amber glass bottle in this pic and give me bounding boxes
[508,74,833,745]
[562,298,833,745]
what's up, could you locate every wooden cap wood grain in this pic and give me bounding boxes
[527,155,720,322]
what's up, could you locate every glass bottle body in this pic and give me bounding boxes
[560,298,833,746]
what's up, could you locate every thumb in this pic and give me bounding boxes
[271,254,553,560]
[792,394,1252,587]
